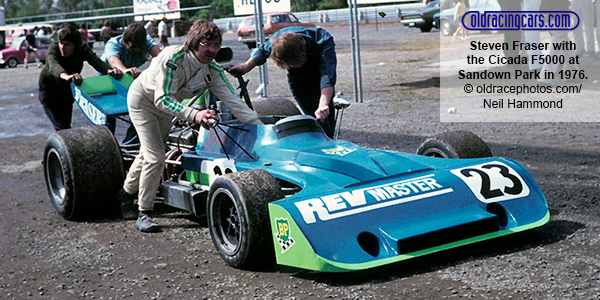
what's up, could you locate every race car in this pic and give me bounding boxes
[42,53,549,272]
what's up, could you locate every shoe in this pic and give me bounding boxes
[117,188,138,220]
[24,64,28,69]
[135,211,160,232]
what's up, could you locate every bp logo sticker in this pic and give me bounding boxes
[322,145,357,156]
[275,218,295,253]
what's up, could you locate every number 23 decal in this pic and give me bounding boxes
[451,162,529,203]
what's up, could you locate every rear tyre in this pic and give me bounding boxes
[251,97,301,116]
[420,25,433,32]
[207,169,284,269]
[416,131,493,158]
[43,126,124,220]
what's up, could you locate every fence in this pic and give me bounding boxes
[213,2,424,32]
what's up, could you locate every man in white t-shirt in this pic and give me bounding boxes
[158,16,169,47]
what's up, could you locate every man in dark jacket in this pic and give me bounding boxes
[38,25,122,130]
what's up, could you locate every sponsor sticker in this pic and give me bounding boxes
[322,146,357,156]
[166,60,178,70]
[275,218,295,253]
[73,87,106,125]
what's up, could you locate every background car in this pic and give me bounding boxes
[401,0,441,32]
[237,12,316,49]
[0,36,52,68]
[437,0,500,36]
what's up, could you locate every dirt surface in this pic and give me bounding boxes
[2,23,600,299]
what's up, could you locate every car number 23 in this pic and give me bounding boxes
[451,161,530,203]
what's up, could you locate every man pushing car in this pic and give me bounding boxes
[117,19,262,232]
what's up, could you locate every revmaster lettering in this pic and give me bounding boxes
[294,175,452,224]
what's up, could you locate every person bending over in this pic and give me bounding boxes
[229,26,337,138]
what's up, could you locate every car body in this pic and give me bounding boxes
[0,36,52,68]
[401,0,441,32]
[237,12,316,48]
[182,118,549,272]
[42,69,549,272]
[438,0,500,36]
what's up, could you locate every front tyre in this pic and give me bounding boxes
[43,126,124,220]
[207,169,284,269]
[416,131,493,158]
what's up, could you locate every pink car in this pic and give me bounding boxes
[0,36,52,68]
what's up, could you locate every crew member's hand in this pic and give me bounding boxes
[107,68,123,79]
[315,106,330,122]
[125,67,142,78]
[227,63,251,76]
[61,73,84,86]
[194,109,219,129]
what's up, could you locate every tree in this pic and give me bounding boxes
[2,0,51,20]
[292,0,319,12]
[317,0,348,10]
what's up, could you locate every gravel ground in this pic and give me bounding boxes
[1,23,600,299]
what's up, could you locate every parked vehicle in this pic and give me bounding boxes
[437,0,500,36]
[401,0,441,32]
[0,36,52,68]
[237,12,316,49]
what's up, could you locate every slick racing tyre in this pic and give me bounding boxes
[251,97,301,116]
[416,130,493,159]
[207,169,284,269]
[43,126,124,220]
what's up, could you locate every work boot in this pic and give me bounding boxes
[117,188,138,220]
[135,211,160,233]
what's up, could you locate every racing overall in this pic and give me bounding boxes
[123,46,261,212]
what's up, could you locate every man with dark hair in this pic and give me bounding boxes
[38,25,122,131]
[101,23,161,78]
[229,27,337,137]
[117,19,261,232]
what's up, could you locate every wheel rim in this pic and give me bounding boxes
[211,188,241,255]
[8,58,17,68]
[421,148,450,158]
[46,148,67,205]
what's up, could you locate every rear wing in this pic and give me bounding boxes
[71,74,134,126]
